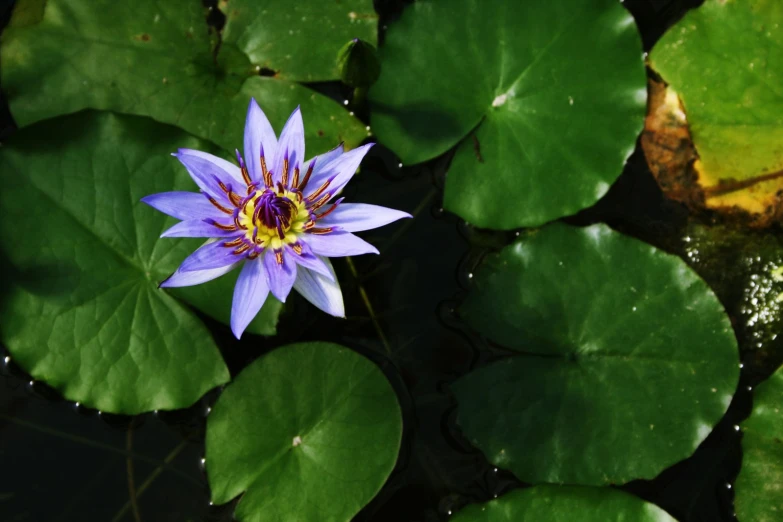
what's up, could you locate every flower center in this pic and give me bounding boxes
[255,190,296,230]
[238,187,310,250]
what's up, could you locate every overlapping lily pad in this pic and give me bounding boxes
[648,0,783,222]
[220,0,377,82]
[0,111,282,413]
[451,486,677,522]
[0,0,366,155]
[452,223,739,485]
[369,0,646,229]
[205,342,402,522]
[734,364,783,522]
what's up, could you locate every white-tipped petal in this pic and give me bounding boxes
[293,259,344,317]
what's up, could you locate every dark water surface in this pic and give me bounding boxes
[0,0,763,521]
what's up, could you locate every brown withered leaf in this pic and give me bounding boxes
[641,77,783,228]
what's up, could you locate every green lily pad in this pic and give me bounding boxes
[0,0,366,155]
[0,111,279,414]
[220,0,377,82]
[206,342,402,522]
[368,0,646,229]
[451,485,677,522]
[649,0,783,218]
[735,364,783,522]
[453,223,739,485]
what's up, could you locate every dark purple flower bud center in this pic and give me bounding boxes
[254,190,295,230]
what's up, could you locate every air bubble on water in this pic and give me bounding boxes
[739,363,744,369]
[343,100,349,106]
[349,111,355,116]
[746,386,753,392]
[734,425,740,432]
[398,163,403,168]
[468,273,473,279]
[726,483,732,489]
[3,356,9,364]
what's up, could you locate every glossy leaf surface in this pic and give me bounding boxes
[735,364,783,522]
[221,0,377,82]
[206,342,402,522]
[1,0,366,154]
[369,0,646,228]
[451,486,677,522]
[453,223,739,484]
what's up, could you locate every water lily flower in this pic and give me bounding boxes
[142,99,410,338]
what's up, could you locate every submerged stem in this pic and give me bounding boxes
[346,256,392,355]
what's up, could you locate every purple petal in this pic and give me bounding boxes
[244,98,278,183]
[317,203,411,232]
[303,230,379,257]
[174,152,235,202]
[293,260,345,317]
[304,143,373,199]
[177,148,245,187]
[160,219,238,238]
[271,107,305,187]
[230,258,270,339]
[160,262,239,288]
[286,243,334,281]
[303,143,344,185]
[179,238,244,272]
[262,249,297,302]
[141,191,216,220]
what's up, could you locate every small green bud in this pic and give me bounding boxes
[337,38,380,89]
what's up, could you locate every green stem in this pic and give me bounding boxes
[109,440,189,522]
[346,257,393,355]
[0,414,199,485]
[126,429,142,522]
